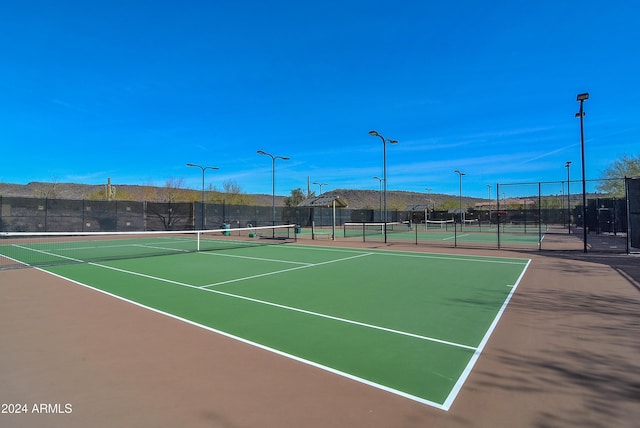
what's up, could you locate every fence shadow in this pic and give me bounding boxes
[469,262,640,427]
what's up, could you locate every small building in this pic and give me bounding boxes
[297,195,348,240]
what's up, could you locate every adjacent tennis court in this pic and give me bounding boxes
[0,229,530,410]
[343,220,545,247]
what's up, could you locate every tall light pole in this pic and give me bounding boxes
[565,161,572,234]
[369,130,398,243]
[425,187,433,221]
[186,163,219,230]
[313,182,327,195]
[576,92,589,253]
[373,176,383,221]
[312,182,327,227]
[257,150,289,235]
[487,184,492,221]
[454,170,466,226]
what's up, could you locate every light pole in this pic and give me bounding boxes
[454,170,466,226]
[373,176,383,221]
[257,150,289,236]
[369,130,398,243]
[313,181,328,227]
[186,163,219,230]
[424,187,433,221]
[313,182,327,195]
[576,92,589,253]
[565,161,572,234]
[487,184,492,221]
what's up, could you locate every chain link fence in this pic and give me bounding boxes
[1,196,375,232]
[2,181,636,254]
[338,178,636,254]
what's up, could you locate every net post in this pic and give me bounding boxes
[197,231,201,252]
[453,217,457,248]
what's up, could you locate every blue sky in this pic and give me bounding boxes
[1,1,638,198]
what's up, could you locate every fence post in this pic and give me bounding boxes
[538,182,542,251]
[496,183,501,249]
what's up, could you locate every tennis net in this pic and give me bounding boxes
[424,219,455,231]
[343,221,409,238]
[0,224,296,269]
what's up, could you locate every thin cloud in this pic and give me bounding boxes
[49,99,90,114]
[522,144,578,164]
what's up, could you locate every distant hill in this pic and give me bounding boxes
[1,182,99,200]
[0,182,484,210]
[319,189,482,210]
[0,181,278,206]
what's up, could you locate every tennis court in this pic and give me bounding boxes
[0,227,530,409]
[343,220,545,248]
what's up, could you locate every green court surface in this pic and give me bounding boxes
[4,239,530,410]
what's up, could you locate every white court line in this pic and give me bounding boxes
[198,251,312,265]
[56,243,138,251]
[82,258,476,352]
[33,266,448,410]
[441,258,532,410]
[11,241,528,407]
[12,239,529,268]
[13,244,85,263]
[268,243,531,265]
[442,234,471,241]
[200,252,372,288]
[17,242,190,257]
[316,244,529,265]
[22,243,531,410]
[132,243,190,253]
[376,251,528,265]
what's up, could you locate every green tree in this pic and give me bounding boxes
[284,188,306,207]
[597,154,640,197]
